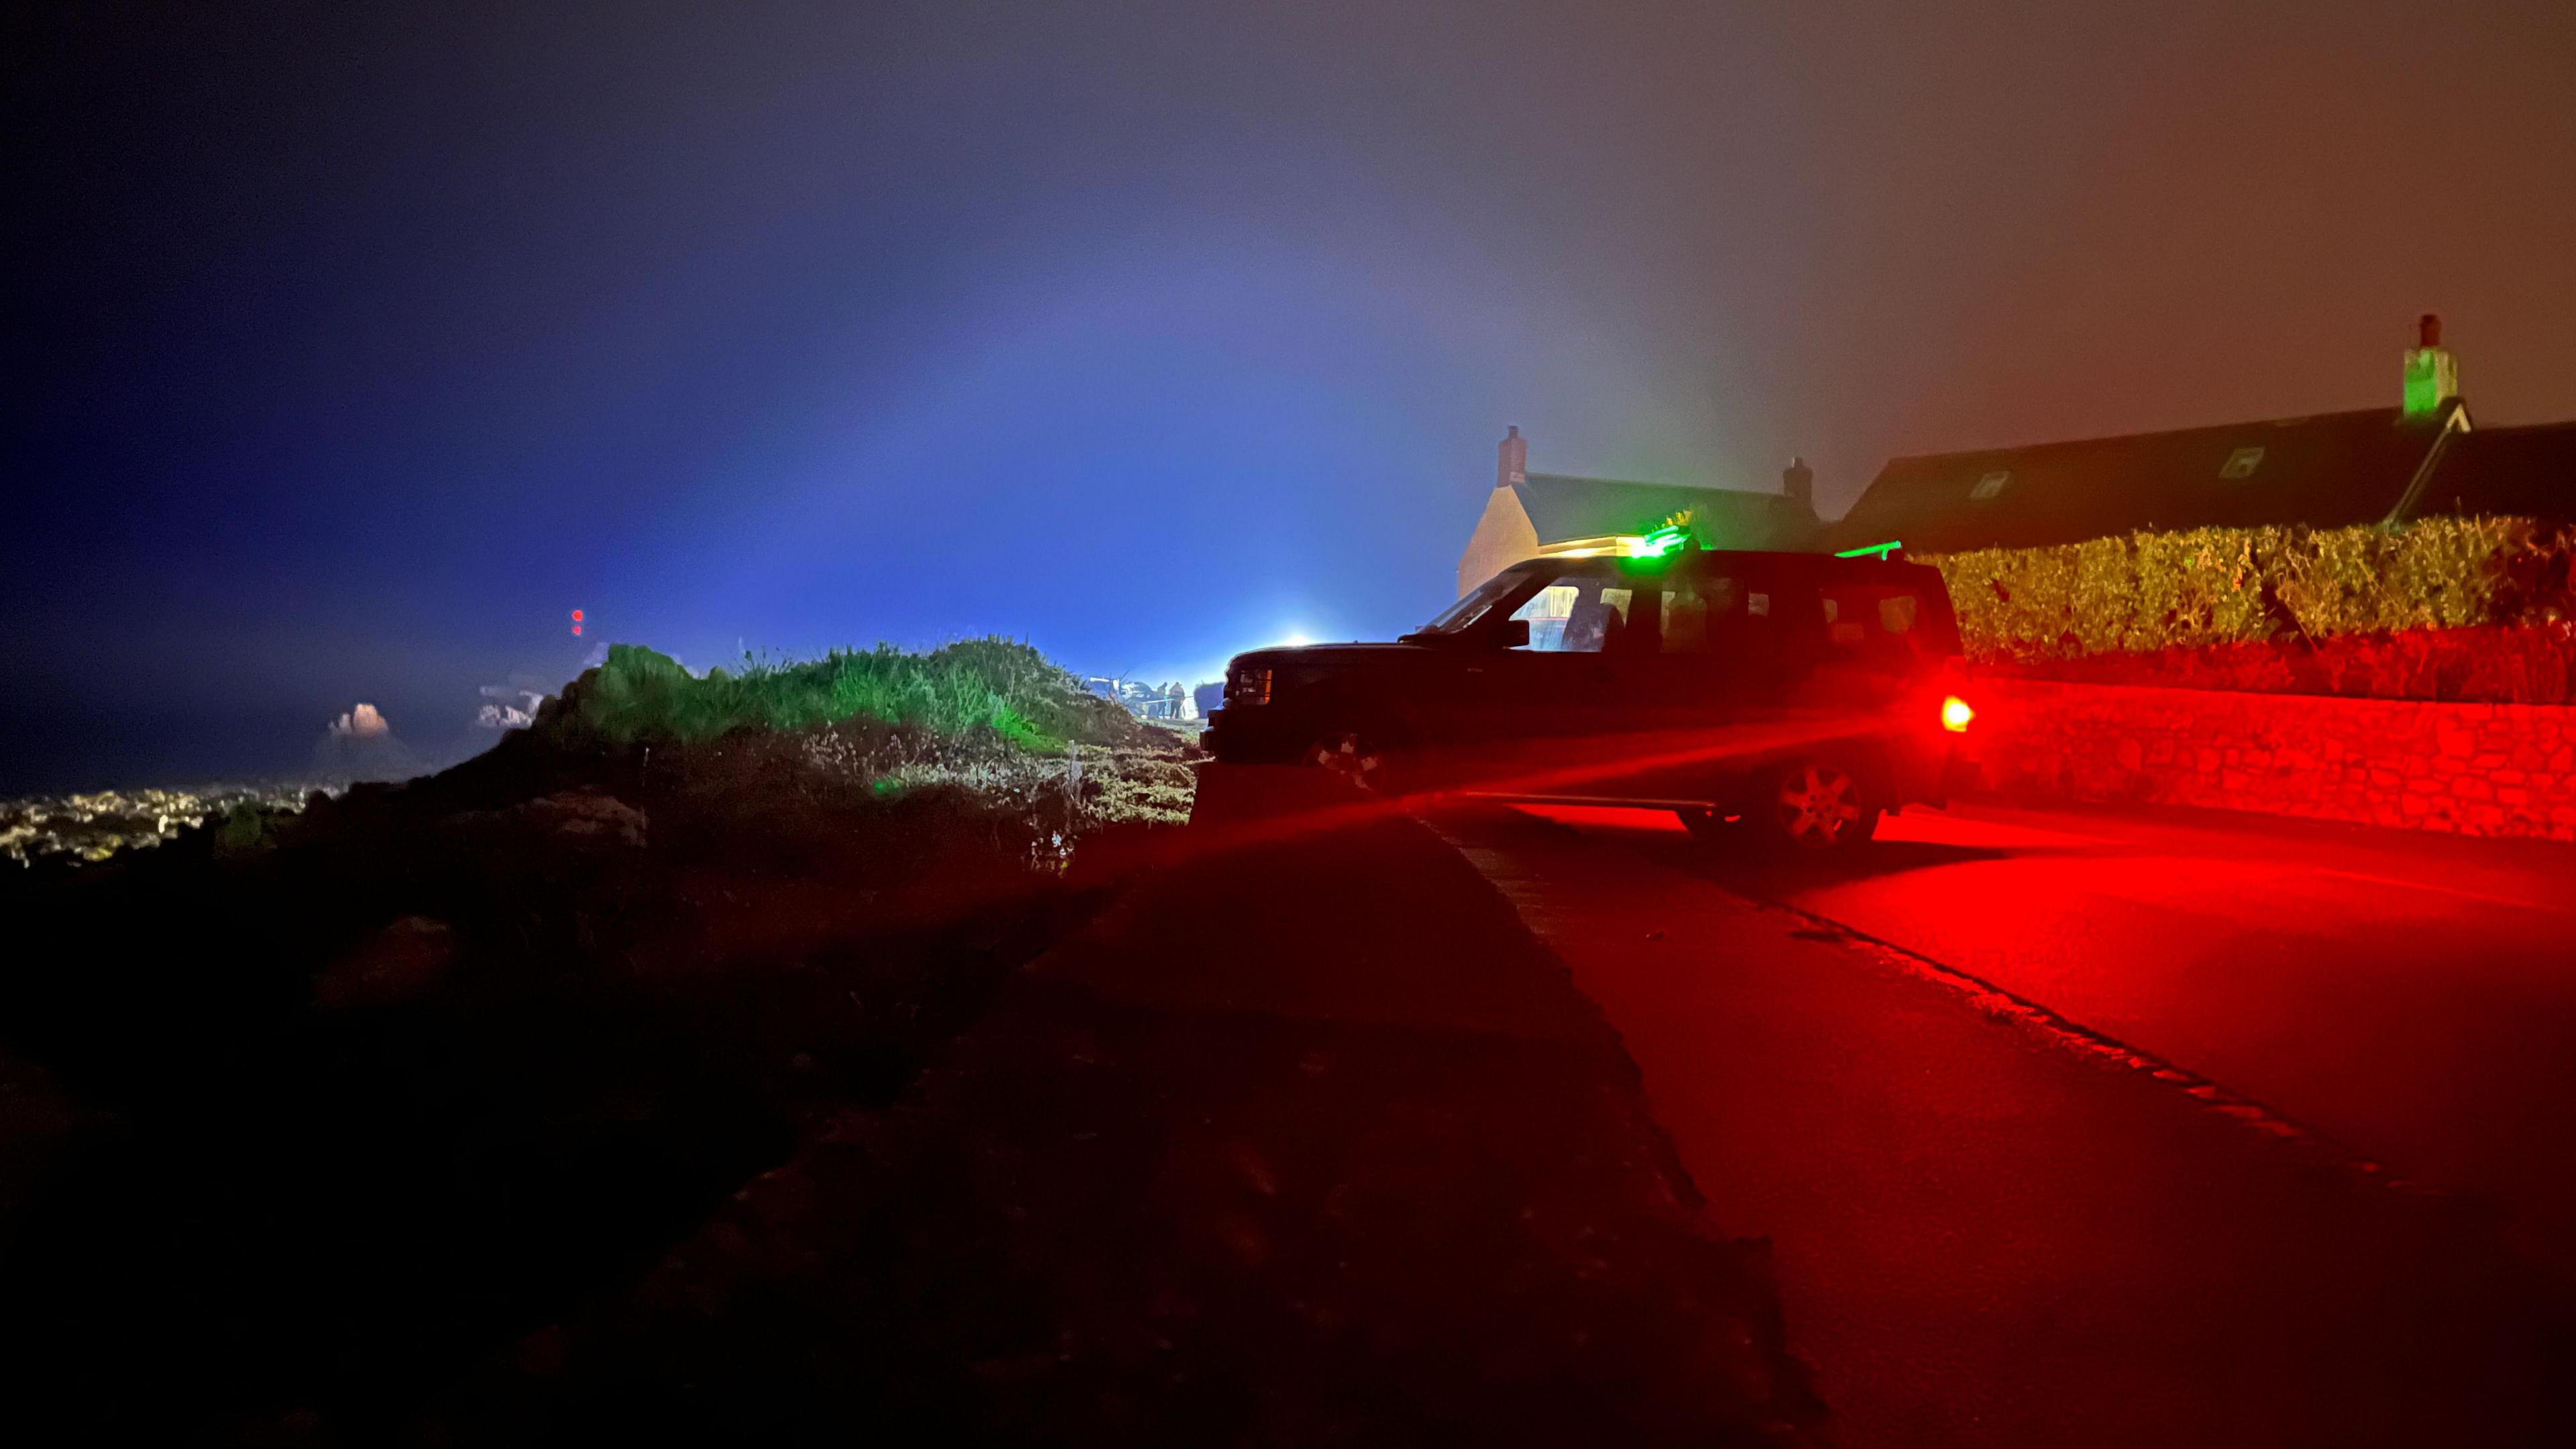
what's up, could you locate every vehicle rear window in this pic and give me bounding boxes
[1815,576,1960,666]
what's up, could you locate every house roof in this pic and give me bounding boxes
[1513,473,1819,551]
[1831,405,2461,555]
[2411,421,2576,522]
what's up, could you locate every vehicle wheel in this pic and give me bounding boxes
[1756,760,1879,852]
[1304,729,1393,794]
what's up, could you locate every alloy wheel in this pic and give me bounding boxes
[1771,762,1862,849]
[1306,731,1388,791]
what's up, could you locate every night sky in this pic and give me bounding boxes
[9,1,2575,790]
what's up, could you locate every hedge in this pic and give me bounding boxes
[1922,517,2576,664]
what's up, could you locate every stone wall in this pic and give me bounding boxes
[1967,678,2576,841]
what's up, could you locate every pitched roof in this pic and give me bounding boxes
[1513,474,1819,551]
[2411,421,2576,522]
[1831,406,2459,555]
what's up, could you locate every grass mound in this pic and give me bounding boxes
[561,639,1142,751]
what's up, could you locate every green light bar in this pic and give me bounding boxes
[1629,521,1693,557]
[1835,539,1903,560]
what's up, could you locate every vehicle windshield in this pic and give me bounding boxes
[1411,571,1530,637]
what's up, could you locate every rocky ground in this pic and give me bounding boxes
[0,672,1818,1443]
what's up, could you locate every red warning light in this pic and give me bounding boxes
[572,609,584,622]
[571,608,585,637]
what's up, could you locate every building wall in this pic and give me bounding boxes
[1967,678,2576,841]
[1457,489,1542,598]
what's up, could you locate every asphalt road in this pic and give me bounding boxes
[1446,800,2576,1444]
[1522,795,2576,1273]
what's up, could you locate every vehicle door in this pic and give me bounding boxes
[1446,562,1640,795]
[1585,557,1774,802]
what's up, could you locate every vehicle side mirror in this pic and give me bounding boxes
[1493,619,1529,649]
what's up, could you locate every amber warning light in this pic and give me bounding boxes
[1941,695,1975,733]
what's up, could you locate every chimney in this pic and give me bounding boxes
[2402,313,2457,419]
[1782,455,1815,516]
[1497,425,1527,489]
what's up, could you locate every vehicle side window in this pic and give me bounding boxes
[1657,574,1741,655]
[1511,583,1579,651]
[1511,573,1634,653]
[1662,588,1707,653]
[1511,570,1765,656]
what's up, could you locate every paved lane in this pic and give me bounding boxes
[1521,796,2576,1270]
[1445,805,2572,1446]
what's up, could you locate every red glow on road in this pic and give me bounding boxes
[1512,802,2112,851]
[1518,804,1688,833]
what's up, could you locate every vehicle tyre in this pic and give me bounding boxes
[1754,759,1879,852]
[1303,728,1395,794]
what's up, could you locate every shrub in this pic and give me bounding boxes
[565,640,1142,751]
[1925,517,2576,664]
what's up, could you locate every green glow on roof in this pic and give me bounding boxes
[1628,521,1693,557]
[1835,540,1904,559]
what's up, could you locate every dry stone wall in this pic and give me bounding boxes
[1968,679,2576,842]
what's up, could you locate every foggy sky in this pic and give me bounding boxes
[8,1,2575,789]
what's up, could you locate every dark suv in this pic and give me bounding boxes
[1205,547,1976,850]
